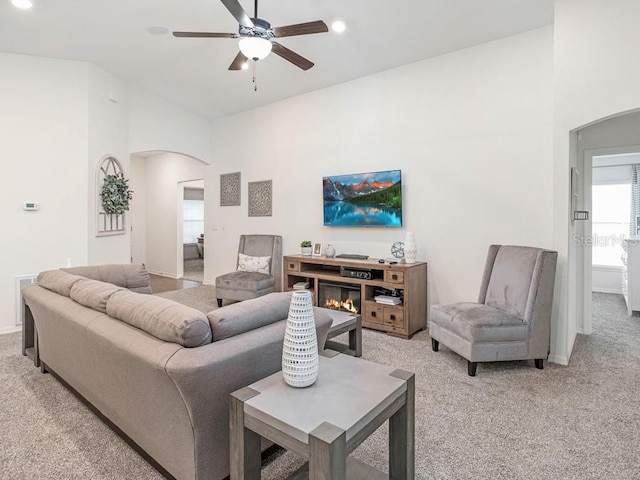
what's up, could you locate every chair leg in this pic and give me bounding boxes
[467,361,477,377]
[217,298,223,308]
[431,339,439,352]
[535,358,544,370]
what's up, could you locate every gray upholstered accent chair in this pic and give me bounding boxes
[215,234,283,307]
[429,245,558,376]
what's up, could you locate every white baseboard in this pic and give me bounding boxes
[0,326,21,335]
[147,269,180,279]
[592,288,623,294]
[548,353,569,366]
[549,332,577,366]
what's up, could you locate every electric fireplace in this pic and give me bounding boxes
[318,281,361,314]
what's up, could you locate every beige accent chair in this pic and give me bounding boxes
[215,234,283,307]
[429,245,558,376]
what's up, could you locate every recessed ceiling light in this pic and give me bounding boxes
[331,20,346,33]
[147,26,170,35]
[12,0,33,9]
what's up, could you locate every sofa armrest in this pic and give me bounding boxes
[164,313,331,480]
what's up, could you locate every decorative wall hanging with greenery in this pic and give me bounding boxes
[100,172,133,214]
[96,156,131,236]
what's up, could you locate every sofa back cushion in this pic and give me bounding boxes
[62,264,152,294]
[208,291,293,341]
[70,279,124,313]
[37,270,86,297]
[107,291,212,347]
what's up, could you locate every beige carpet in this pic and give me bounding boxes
[155,284,216,314]
[1,293,639,479]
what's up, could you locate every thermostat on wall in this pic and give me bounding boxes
[23,202,40,211]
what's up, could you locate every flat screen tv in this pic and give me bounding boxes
[323,169,402,227]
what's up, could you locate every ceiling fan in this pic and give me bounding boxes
[173,0,328,71]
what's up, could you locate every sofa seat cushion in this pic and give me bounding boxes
[70,279,124,313]
[107,290,212,347]
[62,264,152,294]
[215,271,274,292]
[431,302,529,343]
[37,270,86,297]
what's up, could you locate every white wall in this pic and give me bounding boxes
[0,52,214,333]
[592,266,622,294]
[0,53,89,333]
[133,153,207,278]
[554,0,640,363]
[579,113,640,152]
[87,65,131,265]
[207,28,554,322]
[129,86,212,164]
[130,156,148,265]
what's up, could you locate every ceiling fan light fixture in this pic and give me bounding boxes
[331,20,346,33]
[239,37,272,61]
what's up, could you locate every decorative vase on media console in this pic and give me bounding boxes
[282,290,319,388]
[404,231,417,264]
[324,244,336,258]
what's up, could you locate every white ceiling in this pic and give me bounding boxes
[0,0,554,120]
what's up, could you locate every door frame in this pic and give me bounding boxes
[581,144,640,334]
[177,178,205,280]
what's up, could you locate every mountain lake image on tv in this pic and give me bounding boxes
[323,170,402,226]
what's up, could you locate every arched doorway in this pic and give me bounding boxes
[569,109,640,344]
[129,150,207,281]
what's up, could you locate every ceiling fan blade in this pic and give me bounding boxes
[173,31,238,38]
[220,0,254,28]
[229,51,249,70]
[273,20,328,38]
[271,42,314,70]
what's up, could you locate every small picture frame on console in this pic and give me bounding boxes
[313,242,322,256]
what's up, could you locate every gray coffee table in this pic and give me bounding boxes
[324,309,362,357]
[230,352,415,479]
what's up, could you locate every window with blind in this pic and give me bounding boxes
[183,199,204,244]
[592,180,630,267]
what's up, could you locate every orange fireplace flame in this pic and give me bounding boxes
[325,297,359,314]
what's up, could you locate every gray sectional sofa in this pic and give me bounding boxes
[22,264,332,480]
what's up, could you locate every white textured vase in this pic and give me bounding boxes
[324,244,336,258]
[404,231,417,264]
[282,290,319,388]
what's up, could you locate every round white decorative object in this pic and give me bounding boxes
[404,232,417,264]
[282,290,319,388]
[324,244,336,257]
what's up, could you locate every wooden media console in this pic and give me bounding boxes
[284,255,428,339]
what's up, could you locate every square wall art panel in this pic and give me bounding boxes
[248,180,272,217]
[220,172,241,206]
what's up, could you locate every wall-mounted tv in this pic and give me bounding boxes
[323,169,402,227]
